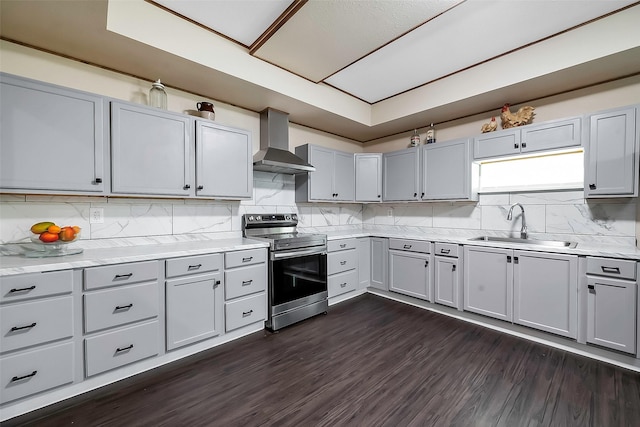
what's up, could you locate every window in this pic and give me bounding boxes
[478,149,584,193]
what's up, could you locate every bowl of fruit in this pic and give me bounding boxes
[27,221,83,257]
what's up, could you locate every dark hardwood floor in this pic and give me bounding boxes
[8,294,640,427]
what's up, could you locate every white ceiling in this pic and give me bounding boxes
[1,0,639,142]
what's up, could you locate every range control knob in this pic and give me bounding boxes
[285,215,291,221]
[248,216,255,221]
[256,215,262,221]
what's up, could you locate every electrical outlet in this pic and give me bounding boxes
[387,208,393,217]
[90,207,104,224]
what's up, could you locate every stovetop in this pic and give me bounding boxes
[242,213,326,251]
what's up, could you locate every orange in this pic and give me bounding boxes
[59,227,76,242]
[39,232,59,243]
[47,225,62,234]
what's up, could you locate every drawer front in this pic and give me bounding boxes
[225,293,266,332]
[435,242,459,258]
[225,249,267,269]
[0,341,74,404]
[85,320,159,377]
[586,257,636,280]
[85,261,158,290]
[225,264,267,300]
[166,253,222,278]
[84,282,159,333]
[328,249,358,275]
[328,238,357,252]
[389,239,431,254]
[328,269,358,298]
[1,270,73,304]
[1,296,73,354]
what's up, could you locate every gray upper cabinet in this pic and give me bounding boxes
[295,144,355,202]
[584,106,639,198]
[196,120,252,199]
[111,101,192,196]
[422,138,477,201]
[382,147,420,201]
[0,73,106,193]
[355,153,382,202]
[473,117,581,160]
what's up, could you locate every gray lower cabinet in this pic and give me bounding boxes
[357,237,371,289]
[355,153,382,202]
[388,239,432,301]
[370,237,389,291]
[433,243,462,310]
[382,147,420,201]
[422,138,477,201]
[295,144,355,202]
[464,246,513,321]
[327,239,358,298]
[224,249,267,332]
[0,73,106,193]
[111,101,192,196]
[165,254,223,350]
[584,105,639,197]
[195,120,252,199]
[513,251,577,339]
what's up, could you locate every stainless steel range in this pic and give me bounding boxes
[243,213,327,331]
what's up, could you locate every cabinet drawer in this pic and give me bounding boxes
[389,239,431,254]
[225,264,266,300]
[434,242,458,258]
[84,282,159,333]
[85,320,159,377]
[328,249,358,275]
[166,253,222,278]
[328,269,358,298]
[0,341,74,404]
[225,292,266,332]
[225,249,267,269]
[328,238,357,252]
[84,261,158,290]
[1,270,73,304]
[586,257,636,280]
[1,296,73,354]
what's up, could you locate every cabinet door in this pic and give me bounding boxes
[357,237,371,289]
[383,147,420,201]
[370,237,388,290]
[165,272,223,350]
[308,145,335,200]
[587,276,636,354]
[464,246,513,321]
[434,256,460,309]
[422,138,471,200]
[513,251,577,338]
[473,128,520,160]
[521,117,581,154]
[585,106,637,197]
[111,102,191,196]
[333,151,355,201]
[196,121,252,199]
[355,153,382,202]
[0,74,105,193]
[388,250,430,300]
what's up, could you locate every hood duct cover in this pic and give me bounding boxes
[253,108,316,174]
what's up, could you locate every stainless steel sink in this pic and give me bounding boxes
[469,236,577,248]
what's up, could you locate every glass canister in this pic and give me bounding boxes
[410,129,421,147]
[149,79,167,109]
[426,123,436,144]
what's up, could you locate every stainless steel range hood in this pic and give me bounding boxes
[253,108,316,174]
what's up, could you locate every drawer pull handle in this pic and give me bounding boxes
[440,249,450,254]
[340,282,347,288]
[242,257,253,262]
[242,310,253,317]
[242,280,253,286]
[10,322,36,332]
[340,244,347,248]
[115,304,133,311]
[340,261,347,265]
[9,285,36,293]
[116,344,134,353]
[601,266,620,274]
[11,371,37,382]
[114,273,133,280]
[188,264,202,271]
[403,245,412,249]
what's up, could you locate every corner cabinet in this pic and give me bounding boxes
[355,153,382,202]
[421,138,477,201]
[584,105,639,198]
[382,147,420,201]
[0,73,106,194]
[196,120,252,199]
[295,144,355,202]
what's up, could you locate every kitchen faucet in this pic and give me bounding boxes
[507,203,528,239]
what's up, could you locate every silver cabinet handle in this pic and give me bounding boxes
[403,244,412,249]
[187,264,202,271]
[114,273,133,280]
[242,257,253,262]
[440,249,450,254]
[340,282,347,288]
[601,266,620,274]
[340,260,347,265]
[340,244,346,248]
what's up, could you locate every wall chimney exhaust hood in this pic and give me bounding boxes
[253,108,316,174]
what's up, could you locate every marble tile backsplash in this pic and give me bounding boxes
[0,179,637,247]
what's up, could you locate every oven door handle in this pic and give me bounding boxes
[271,248,326,260]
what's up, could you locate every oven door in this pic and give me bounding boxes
[270,247,327,315]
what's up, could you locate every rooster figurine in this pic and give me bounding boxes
[500,103,535,129]
[481,117,497,133]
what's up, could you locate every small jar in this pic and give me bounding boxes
[426,123,436,144]
[410,129,420,147]
[149,79,167,109]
